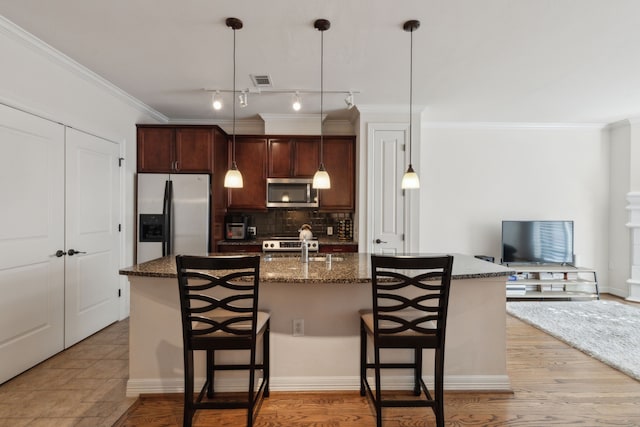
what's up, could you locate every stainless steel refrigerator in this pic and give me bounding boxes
[136,173,210,263]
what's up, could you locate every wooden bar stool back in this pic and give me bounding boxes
[360,254,454,427]
[175,255,269,427]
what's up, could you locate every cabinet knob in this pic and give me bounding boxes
[374,239,387,244]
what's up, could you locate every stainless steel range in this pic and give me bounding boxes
[262,237,319,252]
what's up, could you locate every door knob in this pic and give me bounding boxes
[67,249,86,256]
[55,250,66,257]
[374,239,387,244]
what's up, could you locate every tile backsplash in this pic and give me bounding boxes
[247,210,352,239]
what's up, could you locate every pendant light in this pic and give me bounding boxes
[224,17,244,188]
[312,19,331,189]
[401,20,420,190]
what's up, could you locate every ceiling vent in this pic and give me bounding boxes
[250,74,273,88]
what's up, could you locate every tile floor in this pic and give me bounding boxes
[0,319,135,427]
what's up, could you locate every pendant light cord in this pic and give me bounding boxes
[320,28,324,166]
[232,27,237,166]
[409,26,413,166]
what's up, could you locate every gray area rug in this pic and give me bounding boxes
[506,300,640,381]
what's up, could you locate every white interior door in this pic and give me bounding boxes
[369,125,407,254]
[0,105,65,384]
[64,128,120,347]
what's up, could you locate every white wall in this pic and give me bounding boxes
[0,17,165,318]
[418,123,611,290]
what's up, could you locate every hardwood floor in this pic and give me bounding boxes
[114,296,640,427]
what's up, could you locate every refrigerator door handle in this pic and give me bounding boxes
[166,180,173,255]
[162,180,173,256]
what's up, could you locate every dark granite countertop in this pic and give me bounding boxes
[119,253,513,284]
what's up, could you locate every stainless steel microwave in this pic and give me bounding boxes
[266,178,319,208]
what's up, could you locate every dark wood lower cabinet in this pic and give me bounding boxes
[319,244,358,253]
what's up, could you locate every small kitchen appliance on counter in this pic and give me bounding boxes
[225,214,249,240]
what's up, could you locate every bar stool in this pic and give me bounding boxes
[175,255,269,427]
[360,254,454,427]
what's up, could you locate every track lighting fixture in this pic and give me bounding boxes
[344,91,354,109]
[401,19,420,190]
[312,18,331,190]
[224,17,244,189]
[292,92,302,111]
[211,91,222,110]
[206,88,359,112]
[238,90,248,108]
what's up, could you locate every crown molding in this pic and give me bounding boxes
[356,104,426,115]
[167,118,265,135]
[422,121,607,130]
[0,16,168,123]
[167,116,355,136]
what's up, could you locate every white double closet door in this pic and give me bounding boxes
[0,104,120,384]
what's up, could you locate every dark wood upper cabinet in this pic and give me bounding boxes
[267,137,320,178]
[293,138,320,177]
[137,125,214,173]
[227,136,267,211]
[174,128,213,172]
[267,138,293,177]
[137,127,174,172]
[319,137,355,212]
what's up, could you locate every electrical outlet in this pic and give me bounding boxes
[327,226,333,236]
[292,319,304,336]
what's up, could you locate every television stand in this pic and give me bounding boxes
[503,264,599,301]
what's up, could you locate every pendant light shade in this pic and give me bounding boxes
[224,17,244,189]
[312,164,331,189]
[401,19,420,190]
[312,18,331,190]
[224,161,243,188]
[401,164,420,189]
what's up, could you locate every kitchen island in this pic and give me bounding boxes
[120,253,513,396]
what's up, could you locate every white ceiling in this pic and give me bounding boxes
[1,0,640,124]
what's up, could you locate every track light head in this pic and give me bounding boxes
[238,91,248,108]
[292,92,302,111]
[212,91,222,110]
[345,92,354,109]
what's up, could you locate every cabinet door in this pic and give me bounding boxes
[293,138,320,177]
[227,137,267,211]
[137,127,174,172]
[267,138,293,177]
[175,128,213,172]
[319,137,355,211]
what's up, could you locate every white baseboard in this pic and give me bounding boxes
[126,374,512,397]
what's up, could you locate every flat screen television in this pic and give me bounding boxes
[501,220,574,265]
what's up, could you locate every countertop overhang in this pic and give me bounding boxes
[119,253,514,284]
